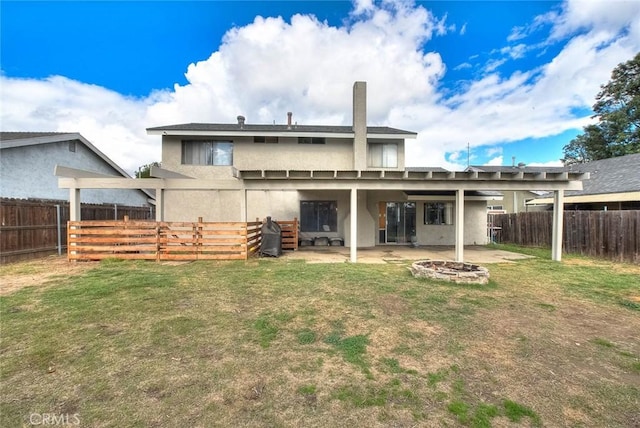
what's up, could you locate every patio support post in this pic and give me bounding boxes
[455,188,464,262]
[155,189,164,221]
[552,189,564,261]
[69,187,81,221]
[350,187,358,263]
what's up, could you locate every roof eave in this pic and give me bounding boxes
[147,129,417,139]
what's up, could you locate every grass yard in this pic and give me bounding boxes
[1,248,639,427]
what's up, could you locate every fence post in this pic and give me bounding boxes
[242,222,248,260]
[114,204,118,220]
[194,217,202,259]
[55,204,62,256]
[156,223,161,263]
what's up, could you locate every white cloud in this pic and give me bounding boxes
[485,147,503,158]
[453,62,472,71]
[528,160,564,167]
[0,75,156,174]
[1,0,639,174]
[500,43,528,60]
[483,58,508,73]
[486,156,504,166]
[507,25,528,42]
[548,0,640,40]
[459,22,467,35]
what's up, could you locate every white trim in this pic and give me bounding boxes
[148,129,416,140]
[57,176,584,192]
[407,195,502,201]
[527,191,640,205]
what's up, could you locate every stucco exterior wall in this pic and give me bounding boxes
[246,190,299,222]
[161,135,406,179]
[162,190,242,222]
[162,136,355,177]
[415,200,488,245]
[344,190,376,247]
[487,190,540,213]
[160,188,489,247]
[1,141,149,206]
[236,137,355,171]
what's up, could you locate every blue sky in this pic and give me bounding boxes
[2,0,639,173]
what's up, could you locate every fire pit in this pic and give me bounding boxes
[409,260,489,285]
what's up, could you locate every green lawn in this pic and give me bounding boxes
[1,250,639,427]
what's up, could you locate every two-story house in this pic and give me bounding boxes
[147,82,492,249]
[57,82,587,262]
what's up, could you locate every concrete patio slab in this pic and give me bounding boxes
[280,245,533,264]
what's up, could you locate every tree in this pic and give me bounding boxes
[135,162,160,178]
[563,52,640,165]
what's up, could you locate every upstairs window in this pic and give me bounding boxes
[425,202,453,225]
[298,137,326,144]
[254,136,278,144]
[300,201,337,232]
[368,143,398,168]
[181,141,233,165]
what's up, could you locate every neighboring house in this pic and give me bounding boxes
[56,82,586,262]
[0,132,153,206]
[468,165,558,213]
[526,153,640,210]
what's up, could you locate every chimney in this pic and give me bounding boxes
[353,81,367,170]
[237,115,245,128]
[287,112,292,129]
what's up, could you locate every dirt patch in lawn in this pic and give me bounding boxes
[0,256,97,296]
[463,295,640,427]
[563,257,640,275]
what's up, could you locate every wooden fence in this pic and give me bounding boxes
[0,198,153,263]
[490,210,640,263]
[67,217,298,262]
[278,219,299,251]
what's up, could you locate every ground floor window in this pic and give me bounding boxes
[182,140,233,165]
[425,202,453,225]
[300,201,337,232]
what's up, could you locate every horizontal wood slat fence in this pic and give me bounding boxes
[1,198,153,263]
[491,210,640,263]
[67,217,298,261]
[278,219,299,251]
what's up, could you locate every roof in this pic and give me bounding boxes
[525,153,640,205]
[563,153,640,196]
[147,122,417,137]
[0,132,69,141]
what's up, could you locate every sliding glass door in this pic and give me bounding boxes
[384,202,416,243]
